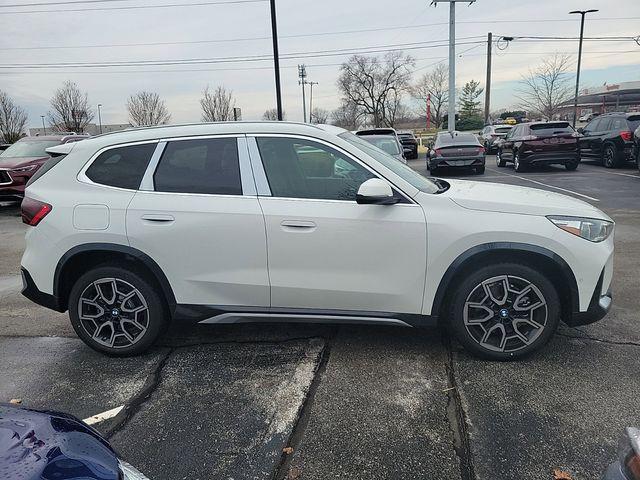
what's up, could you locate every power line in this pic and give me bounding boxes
[0,0,265,14]
[0,0,130,7]
[0,39,486,69]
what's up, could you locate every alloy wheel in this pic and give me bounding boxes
[603,146,615,168]
[77,277,149,349]
[463,275,548,353]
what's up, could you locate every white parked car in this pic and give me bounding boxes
[20,122,614,360]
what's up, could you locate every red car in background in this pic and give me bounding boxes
[0,135,87,200]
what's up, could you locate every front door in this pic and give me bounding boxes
[251,135,427,315]
[126,136,269,308]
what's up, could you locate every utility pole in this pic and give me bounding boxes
[298,64,307,123]
[569,9,598,127]
[97,104,103,134]
[40,115,46,135]
[308,81,318,122]
[431,1,476,132]
[270,0,283,121]
[484,32,492,125]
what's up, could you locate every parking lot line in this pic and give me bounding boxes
[485,167,600,202]
[83,405,124,425]
[597,170,640,179]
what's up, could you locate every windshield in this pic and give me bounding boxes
[0,140,60,158]
[495,127,512,134]
[530,122,574,135]
[359,136,401,155]
[339,132,440,194]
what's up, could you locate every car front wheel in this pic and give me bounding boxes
[68,264,168,356]
[448,263,560,360]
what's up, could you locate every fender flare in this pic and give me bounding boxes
[54,243,177,312]
[430,242,579,318]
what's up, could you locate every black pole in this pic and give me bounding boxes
[572,13,585,128]
[270,0,283,121]
[484,32,492,125]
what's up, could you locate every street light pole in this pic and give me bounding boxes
[569,9,598,128]
[308,81,318,122]
[298,64,307,123]
[447,0,456,132]
[40,115,46,135]
[270,0,283,121]
[97,104,103,134]
[484,32,492,125]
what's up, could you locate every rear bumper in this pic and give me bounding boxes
[566,269,612,327]
[430,155,485,168]
[521,151,579,165]
[21,267,64,312]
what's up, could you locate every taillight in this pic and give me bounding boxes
[21,197,52,226]
[620,130,633,141]
[477,146,485,154]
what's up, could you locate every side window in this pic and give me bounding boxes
[256,137,376,201]
[597,118,612,132]
[509,126,519,138]
[585,118,599,132]
[85,143,156,190]
[154,137,242,195]
[610,117,624,130]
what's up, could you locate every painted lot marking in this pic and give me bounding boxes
[597,170,640,179]
[485,167,600,202]
[83,405,124,425]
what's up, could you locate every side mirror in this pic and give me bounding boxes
[356,178,397,205]
[577,127,584,134]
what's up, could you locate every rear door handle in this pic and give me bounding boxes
[141,214,175,223]
[280,220,316,231]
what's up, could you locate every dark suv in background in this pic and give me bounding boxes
[479,124,513,153]
[497,121,579,172]
[397,131,419,159]
[578,112,640,168]
[0,134,87,200]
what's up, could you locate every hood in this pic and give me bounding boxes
[0,156,48,170]
[0,404,120,480]
[444,179,609,219]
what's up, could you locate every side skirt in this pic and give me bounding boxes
[173,304,437,328]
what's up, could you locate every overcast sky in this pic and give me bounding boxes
[0,0,638,127]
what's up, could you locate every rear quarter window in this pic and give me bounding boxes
[85,143,156,190]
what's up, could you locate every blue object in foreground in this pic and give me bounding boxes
[0,404,148,480]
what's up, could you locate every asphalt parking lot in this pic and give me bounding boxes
[1,156,638,480]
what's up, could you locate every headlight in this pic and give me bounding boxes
[11,164,39,173]
[547,215,614,242]
[118,460,151,480]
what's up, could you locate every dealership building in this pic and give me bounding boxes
[559,81,640,117]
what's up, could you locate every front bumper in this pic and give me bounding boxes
[566,269,612,326]
[430,155,485,169]
[21,267,64,312]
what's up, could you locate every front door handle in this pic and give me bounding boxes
[280,220,316,231]
[141,214,175,223]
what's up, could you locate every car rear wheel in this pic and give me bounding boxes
[602,144,618,168]
[513,151,525,172]
[448,263,560,360]
[565,160,579,171]
[68,264,168,356]
[496,149,507,167]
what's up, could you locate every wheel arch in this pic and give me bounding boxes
[431,242,579,324]
[54,243,177,314]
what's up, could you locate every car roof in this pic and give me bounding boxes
[599,112,640,118]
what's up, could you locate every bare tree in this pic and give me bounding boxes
[331,102,361,130]
[47,80,93,133]
[200,85,235,122]
[516,54,573,120]
[410,63,448,128]
[310,107,329,124]
[0,91,28,143]
[262,108,285,120]
[127,91,171,127]
[337,51,415,127]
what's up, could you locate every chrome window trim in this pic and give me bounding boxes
[246,136,271,196]
[77,139,160,192]
[248,133,416,204]
[139,142,167,191]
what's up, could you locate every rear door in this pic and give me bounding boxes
[591,117,611,158]
[126,135,270,309]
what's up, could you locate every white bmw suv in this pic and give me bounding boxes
[20,122,614,360]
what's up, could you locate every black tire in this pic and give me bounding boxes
[475,165,485,174]
[496,149,507,167]
[68,264,168,356]
[565,161,578,171]
[448,262,560,360]
[602,144,618,168]
[513,151,526,172]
